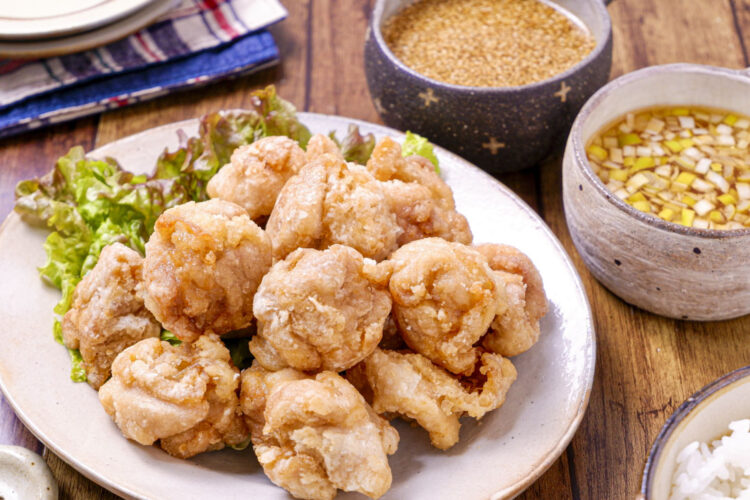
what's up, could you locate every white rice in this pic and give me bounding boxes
[670,419,750,500]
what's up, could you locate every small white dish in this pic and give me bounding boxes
[640,365,750,499]
[0,445,58,500]
[0,0,157,40]
[0,113,595,499]
[0,0,175,58]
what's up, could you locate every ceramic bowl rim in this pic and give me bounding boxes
[640,364,750,498]
[369,0,612,94]
[0,444,57,498]
[569,63,750,240]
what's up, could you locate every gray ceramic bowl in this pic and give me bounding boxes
[563,63,750,321]
[640,365,750,500]
[365,0,613,174]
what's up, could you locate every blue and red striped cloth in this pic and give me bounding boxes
[0,0,286,138]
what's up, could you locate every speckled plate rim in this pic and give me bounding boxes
[569,63,750,240]
[639,364,750,499]
[0,112,595,500]
[368,0,613,94]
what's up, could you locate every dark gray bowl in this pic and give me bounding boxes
[365,0,613,175]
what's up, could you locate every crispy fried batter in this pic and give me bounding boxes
[206,136,306,221]
[265,154,402,262]
[368,137,453,205]
[388,238,500,375]
[366,137,472,245]
[240,363,399,500]
[476,243,548,357]
[98,334,248,458]
[249,245,392,372]
[348,348,516,450]
[142,199,272,342]
[263,160,327,261]
[321,161,402,260]
[62,243,160,389]
[364,136,405,182]
[379,179,473,246]
[305,133,344,162]
[239,364,308,436]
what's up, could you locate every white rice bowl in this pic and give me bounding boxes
[670,419,750,499]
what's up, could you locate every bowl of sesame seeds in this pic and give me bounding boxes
[563,63,750,320]
[365,0,613,174]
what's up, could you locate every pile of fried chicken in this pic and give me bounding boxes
[61,134,548,500]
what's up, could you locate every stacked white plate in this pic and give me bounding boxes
[0,0,176,58]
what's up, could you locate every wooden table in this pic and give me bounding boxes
[1,1,749,498]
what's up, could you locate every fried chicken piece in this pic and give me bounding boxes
[368,137,452,204]
[240,363,399,500]
[264,160,327,261]
[98,334,248,459]
[61,243,160,390]
[380,178,473,246]
[239,363,308,436]
[388,238,500,375]
[249,245,392,372]
[265,153,402,261]
[348,348,516,450]
[476,243,548,357]
[305,133,343,162]
[142,199,272,342]
[206,136,306,222]
[365,137,472,245]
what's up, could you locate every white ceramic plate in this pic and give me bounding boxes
[0,113,595,500]
[0,0,157,40]
[0,0,174,58]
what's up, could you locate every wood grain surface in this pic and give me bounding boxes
[1,1,749,499]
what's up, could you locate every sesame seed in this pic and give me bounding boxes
[382,0,596,87]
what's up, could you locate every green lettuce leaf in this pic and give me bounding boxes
[155,86,311,201]
[69,349,87,383]
[223,338,254,370]
[16,148,193,380]
[329,125,376,164]
[53,319,64,345]
[402,131,439,170]
[327,127,439,171]
[18,148,192,312]
[229,437,252,451]
[15,85,309,382]
[160,330,182,346]
[248,85,312,146]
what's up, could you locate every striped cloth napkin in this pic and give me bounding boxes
[0,0,287,139]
